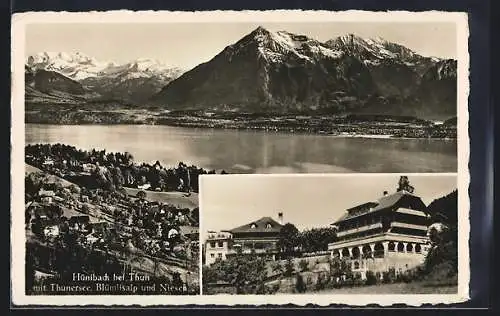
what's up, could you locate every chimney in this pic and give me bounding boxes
[383,191,388,196]
[278,212,283,225]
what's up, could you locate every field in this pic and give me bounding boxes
[25,163,75,187]
[124,187,199,209]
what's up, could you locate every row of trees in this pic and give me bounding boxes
[277,224,338,256]
[26,143,228,193]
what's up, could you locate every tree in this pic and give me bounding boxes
[298,259,309,272]
[203,252,268,294]
[315,273,326,291]
[283,258,294,277]
[112,166,125,189]
[365,270,378,285]
[271,261,284,275]
[136,190,147,200]
[295,274,307,293]
[422,190,458,282]
[329,256,351,280]
[397,176,415,193]
[300,227,337,252]
[81,204,90,214]
[278,223,300,256]
[190,208,199,225]
[171,272,184,294]
[69,184,80,194]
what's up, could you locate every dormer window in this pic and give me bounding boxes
[266,223,272,229]
[250,223,257,229]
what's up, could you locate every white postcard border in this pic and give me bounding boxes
[11,9,470,306]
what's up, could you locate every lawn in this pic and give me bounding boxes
[314,282,458,294]
[124,187,199,209]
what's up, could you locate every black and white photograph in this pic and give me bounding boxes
[201,174,460,296]
[11,10,469,306]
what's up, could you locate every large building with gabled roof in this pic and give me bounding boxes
[204,213,284,266]
[328,189,431,279]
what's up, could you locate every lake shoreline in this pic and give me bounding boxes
[24,120,457,140]
[25,124,458,173]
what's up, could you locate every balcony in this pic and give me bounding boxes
[207,233,233,240]
[396,208,428,217]
[336,222,383,237]
[390,222,428,231]
[227,248,275,255]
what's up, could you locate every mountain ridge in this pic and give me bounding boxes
[151,26,457,120]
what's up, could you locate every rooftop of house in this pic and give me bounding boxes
[230,216,283,234]
[69,215,90,224]
[332,190,424,224]
[179,225,199,235]
[38,189,56,197]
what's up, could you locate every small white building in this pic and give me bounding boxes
[42,158,55,166]
[204,231,233,266]
[138,183,151,190]
[168,228,179,239]
[43,225,60,238]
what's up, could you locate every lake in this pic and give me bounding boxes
[25,124,457,173]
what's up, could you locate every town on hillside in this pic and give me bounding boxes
[202,176,458,295]
[24,143,205,295]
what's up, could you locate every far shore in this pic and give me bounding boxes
[24,121,457,140]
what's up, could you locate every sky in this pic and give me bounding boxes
[25,22,457,70]
[200,174,457,240]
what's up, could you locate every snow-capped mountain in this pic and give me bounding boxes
[151,26,457,119]
[26,52,184,103]
[27,52,109,80]
[26,52,182,81]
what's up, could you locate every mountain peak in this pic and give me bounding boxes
[252,26,270,34]
[149,27,456,119]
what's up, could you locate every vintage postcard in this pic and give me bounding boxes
[11,10,469,306]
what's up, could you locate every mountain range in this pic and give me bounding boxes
[25,52,183,104]
[25,27,457,120]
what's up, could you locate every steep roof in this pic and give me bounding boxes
[230,216,283,234]
[332,190,423,224]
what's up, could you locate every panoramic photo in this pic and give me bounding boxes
[24,21,458,174]
[201,174,459,295]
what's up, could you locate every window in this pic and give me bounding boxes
[217,241,223,248]
[250,223,257,229]
[217,253,223,258]
[210,242,215,248]
[210,253,215,258]
[266,223,272,229]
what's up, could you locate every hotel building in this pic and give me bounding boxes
[328,190,431,278]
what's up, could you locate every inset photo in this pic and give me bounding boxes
[200,174,460,295]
